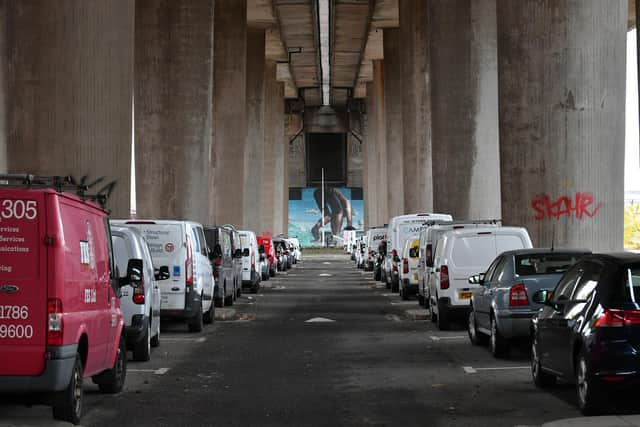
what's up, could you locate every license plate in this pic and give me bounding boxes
[459,291,473,300]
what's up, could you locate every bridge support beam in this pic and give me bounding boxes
[212,0,248,226]
[134,0,214,223]
[6,0,134,216]
[497,0,626,250]
[429,0,501,220]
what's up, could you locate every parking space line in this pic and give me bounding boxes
[462,366,529,374]
[430,335,466,342]
[128,368,171,375]
[161,337,207,343]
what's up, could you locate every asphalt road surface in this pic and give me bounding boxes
[4,255,637,426]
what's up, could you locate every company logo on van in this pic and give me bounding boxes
[400,226,424,234]
[372,234,386,241]
[165,243,175,253]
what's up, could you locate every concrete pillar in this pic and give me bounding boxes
[370,60,388,226]
[497,1,626,251]
[212,0,247,226]
[278,113,288,235]
[263,60,285,235]
[399,0,433,213]
[134,0,214,223]
[362,98,375,228]
[6,0,134,217]
[429,0,500,220]
[383,29,404,219]
[244,28,266,233]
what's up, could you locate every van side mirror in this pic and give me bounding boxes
[121,258,143,288]
[243,248,250,257]
[234,249,242,258]
[259,245,265,254]
[155,266,170,281]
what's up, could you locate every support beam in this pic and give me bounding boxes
[134,0,214,223]
[383,28,404,219]
[244,28,266,233]
[430,0,501,220]
[369,59,388,226]
[6,0,134,216]
[497,0,626,251]
[213,0,248,226]
[399,0,432,213]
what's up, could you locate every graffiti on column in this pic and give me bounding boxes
[531,192,602,221]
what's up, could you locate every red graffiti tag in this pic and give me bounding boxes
[531,193,602,221]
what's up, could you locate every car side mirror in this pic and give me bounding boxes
[468,274,481,285]
[154,265,170,281]
[243,248,250,257]
[121,258,143,288]
[532,289,552,305]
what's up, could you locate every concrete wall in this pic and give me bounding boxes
[497,0,626,251]
[134,0,213,223]
[212,0,247,226]
[383,28,404,219]
[6,0,134,217]
[430,0,501,220]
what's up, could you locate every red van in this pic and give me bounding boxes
[0,175,132,424]
[257,235,276,278]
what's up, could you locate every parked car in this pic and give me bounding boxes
[428,226,533,330]
[375,239,388,282]
[273,238,287,271]
[384,213,453,292]
[0,176,129,424]
[111,225,166,361]
[290,237,303,263]
[203,225,238,307]
[399,239,421,300]
[239,230,261,293]
[257,235,277,278]
[365,226,387,272]
[113,220,215,332]
[467,249,589,357]
[530,253,640,415]
[225,225,244,298]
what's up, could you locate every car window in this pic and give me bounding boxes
[112,234,130,278]
[571,262,601,301]
[191,227,201,254]
[197,227,208,256]
[551,265,583,303]
[515,253,583,276]
[495,257,510,284]
[611,263,640,305]
[484,257,502,282]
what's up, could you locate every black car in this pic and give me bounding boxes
[531,253,640,415]
[204,226,239,307]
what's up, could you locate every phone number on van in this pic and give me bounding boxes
[0,305,33,339]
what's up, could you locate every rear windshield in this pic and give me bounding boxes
[240,234,250,249]
[617,266,640,304]
[515,253,583,276]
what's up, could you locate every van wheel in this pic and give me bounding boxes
[417,295,425,306]
[151,323,160,348]
[400,284,410,301]
[436,300,450,330]
[95,335,126,394]
[133,322,151,362]
[236,283,242,298]
[224,288,234,307]
[391,278,399,293]
[52,354,83,425]
[188,302,204,332]
[203,300,214,325]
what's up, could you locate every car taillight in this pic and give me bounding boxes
[47,298,63,346]
[403,258,409,274]
[392,249,398,258]
[440,265,449,289]
[595,309,640,328]
[186,239,194,291]
[133,277,145,305]
[251,253,255,270]
[509,283,528,307]
[213,258,222,279]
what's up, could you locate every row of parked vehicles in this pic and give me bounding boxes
[354,212,640,415]
[0,175,302,424]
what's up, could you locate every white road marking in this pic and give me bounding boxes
[128,368,171,375]
[155,368,170,375]
[430,335,466,342]
[161,337,207,343]
[323,262,331,265]
[385,314,401,322]
[319,273,332,277]
[463,366,529,374]
[305,317,336,323]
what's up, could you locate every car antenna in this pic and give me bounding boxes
[550,224,555,251]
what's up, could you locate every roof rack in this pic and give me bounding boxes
[423,219,502,226]
[0,174,117,210]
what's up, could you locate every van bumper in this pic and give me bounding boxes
[242,270,259,287]
[161,288,200,319]
[0,344,78,393]
[125,315,149,348]
[438,297,471,319]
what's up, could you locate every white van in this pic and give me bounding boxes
[384,213,453,292]
[399,238,420,300]
[365,226,387,271]
[112,220,215,332]
[427,226,532,330]
[239,230,261,293]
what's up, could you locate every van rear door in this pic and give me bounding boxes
[0,190,47,375]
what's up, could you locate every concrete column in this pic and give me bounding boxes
[497,1,626,251]
[278,113,288,235]
[134,0,214,223]
[263,60,285,235]
[362,99,375,228]
[429,0,501,220]
[6,0,134,217]
[212,0,247,226]
[399,0,433,213]
[371,60,388,225]
[244,28,266,233]
[383,29,404,219]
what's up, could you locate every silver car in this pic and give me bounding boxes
[467,249,589,357]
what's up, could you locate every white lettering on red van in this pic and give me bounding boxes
[0,200,37,220]
[84,289,97,304]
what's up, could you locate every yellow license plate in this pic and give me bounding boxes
[459,291,473,300]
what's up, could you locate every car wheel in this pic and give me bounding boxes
[94,335,126,394]
[391,278,399,293]
[133,321,151,362]
[577,349,601,415]
[188,302,204,332]
[374,269,381,281]
[429,293,437,323]
[436,299,450,330]
[224,290,234,307]
[490,315,509,358]
[52,354,83,424]
[417,294,425,306]
[467,307,487,345]
[531,335,555,388]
